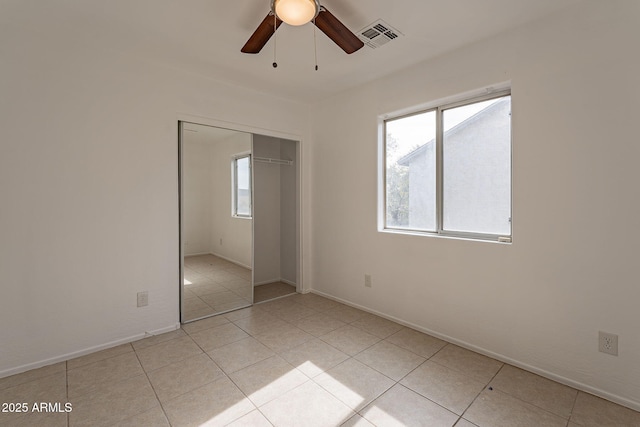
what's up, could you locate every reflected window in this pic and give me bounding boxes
[233,154,252,218]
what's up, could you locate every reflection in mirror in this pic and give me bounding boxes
[181,123,253,322]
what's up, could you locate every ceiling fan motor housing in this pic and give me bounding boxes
[242,1,363,55]
[270,0,320,26]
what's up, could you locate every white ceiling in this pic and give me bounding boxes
[4,0,582,103]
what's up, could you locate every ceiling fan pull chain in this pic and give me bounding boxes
[273,13,278,68]
[313,18,318,71]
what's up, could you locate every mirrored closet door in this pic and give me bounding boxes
[180,123,254,322]
[179,122,301,323]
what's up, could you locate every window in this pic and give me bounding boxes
[382,90,511,241]
[232,154,252,218]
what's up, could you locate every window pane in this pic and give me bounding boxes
[236,156,251,216]
[442,96,511,235]
[386,111,436,231]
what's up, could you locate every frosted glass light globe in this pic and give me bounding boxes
[274,0,318,26]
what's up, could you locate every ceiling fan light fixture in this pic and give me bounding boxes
[272,0,319,26]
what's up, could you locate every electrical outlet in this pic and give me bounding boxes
[137,291,148,308]
[364,274,372,288]
[599,331,618,356]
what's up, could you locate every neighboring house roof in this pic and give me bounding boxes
[397,98,509,166]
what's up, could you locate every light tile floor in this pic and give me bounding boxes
[2,293,640,426]
[183,255,252,321]
[254,282,297,303]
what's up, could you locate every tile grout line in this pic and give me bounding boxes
[131,345,175,427]
[68,350,151,424]
[503,388,577,423]
[219,355,269,424]
[467,384,575,425]
[457,360,581,424]
[418,344,580,423]
[472,365,579,423]
[300,316,444,422]
[238,302,392,420]
[181,322,282,391]
[65,360,69,427]
[568,389,580,425]
[349,341,421,385]
[133,330,221,420]
[190,302,461,419]
[242,378,314,427]
[369,355,470,423]
[351,379,396,420]
[382,327,447,359]
[182,319,234,337]
[254,405,277,427]
[457,361,506,424]
[199,334,276,377]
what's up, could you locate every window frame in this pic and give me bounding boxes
[381,88,512,243]
[231,152,252,219]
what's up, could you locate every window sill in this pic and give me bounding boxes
[379,228,512,244]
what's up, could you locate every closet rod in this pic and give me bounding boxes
[253,156,293,166]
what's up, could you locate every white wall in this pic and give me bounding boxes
[309,0,640,410]
[0,25,310,375]
[183,140,213,255]
[208,133,252,267]
[280,140,298,284]
[183,131,252,266]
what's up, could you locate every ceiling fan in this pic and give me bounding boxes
[241,0,364,55]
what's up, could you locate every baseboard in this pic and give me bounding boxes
[280,278,297,287]
[254,293,298,305]
[208,251,251,270]
[0,322,180,380]
[146,323,181,337]
[254,278,298,287]
[254,279,280,287]
[310,289,640,413]
[184,252,210,257]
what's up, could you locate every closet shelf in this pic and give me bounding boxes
[254,157,293,166]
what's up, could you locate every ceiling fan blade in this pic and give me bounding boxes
[314,7,364,54]
[241,13,282,54]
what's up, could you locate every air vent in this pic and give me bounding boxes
[357,20,403,49]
